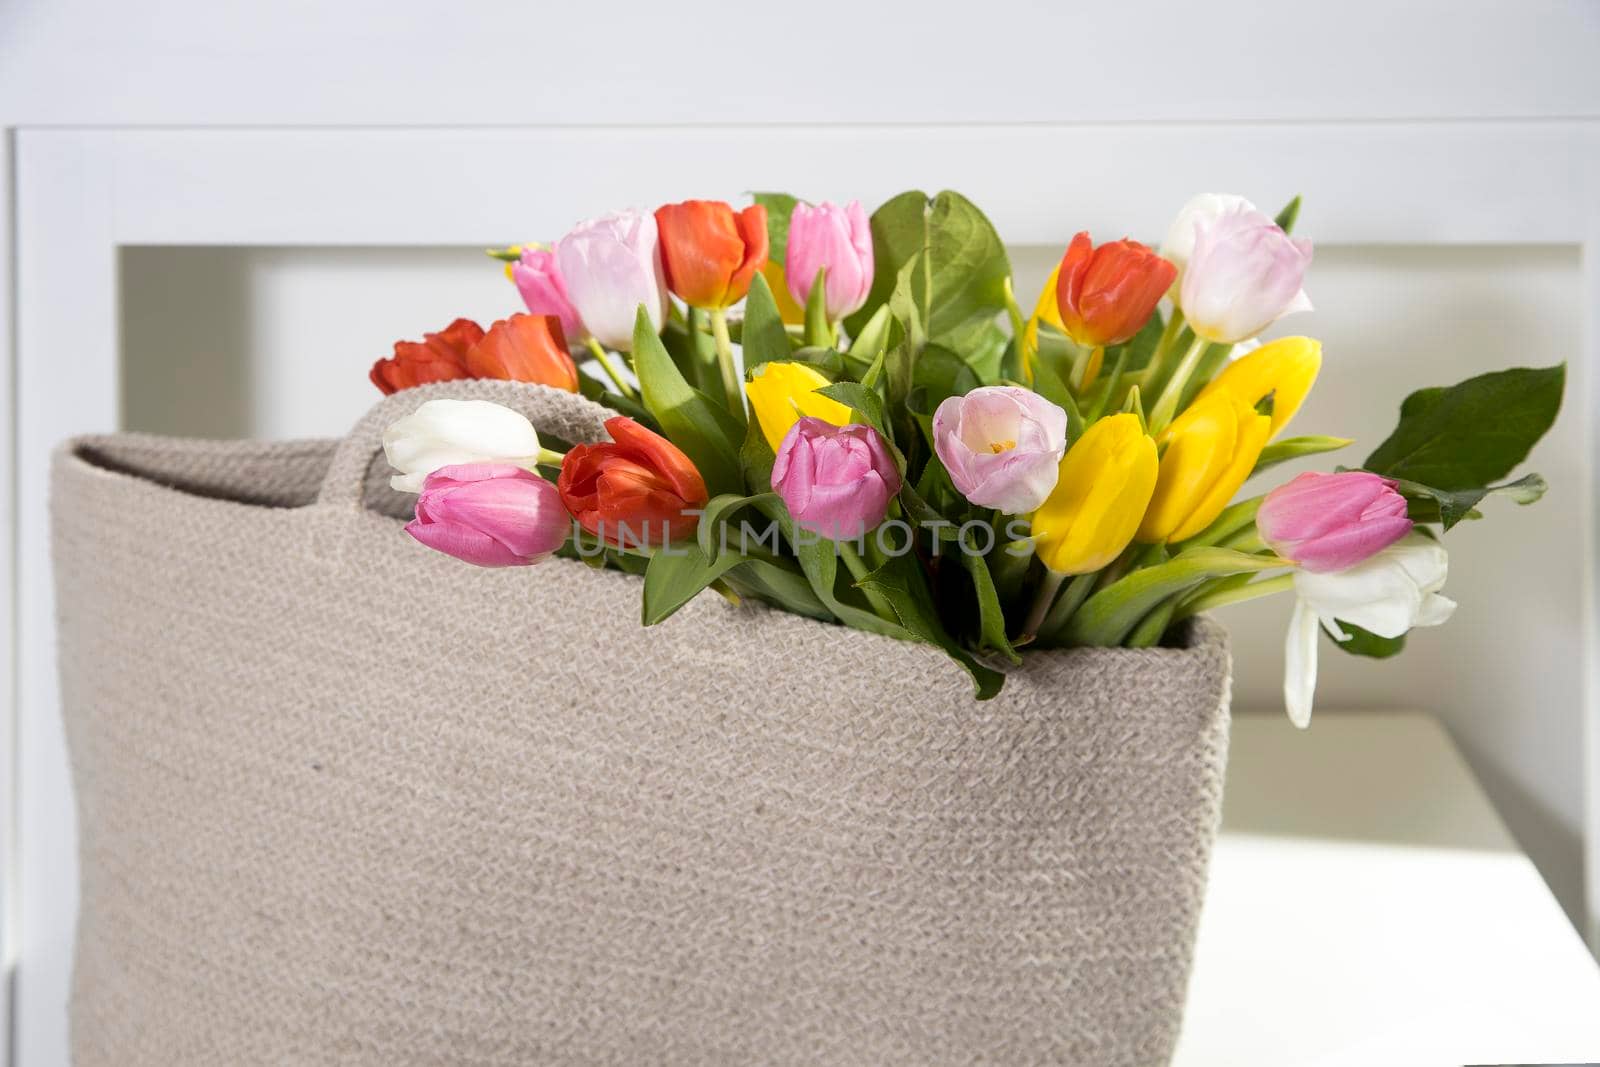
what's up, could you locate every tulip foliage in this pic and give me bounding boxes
[376,191,1563,721]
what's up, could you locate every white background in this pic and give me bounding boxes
[5,3,1600,1065]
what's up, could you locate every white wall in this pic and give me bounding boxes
[122,240,1587,920]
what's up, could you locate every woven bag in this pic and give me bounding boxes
[52,380,1232,1066]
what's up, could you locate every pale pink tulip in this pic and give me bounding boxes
[1179,205,1313,344]
[555,209,669,351]
[932,386,1068,514]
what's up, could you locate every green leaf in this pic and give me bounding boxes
[573,370,659,431]
[1062,548,1286,647]
[959,530,1022,664]
[855,552,1007,699]
[845,303,894,379]
[787,345,848,378]
[751,192,799,263]
[1390,472,1548,530]
[750,497,907,638]
[631,307,745,497]
[1274,194,1303,234]
[803,266,832,348]
[817,382,890,440]
[740,271,793,377]
[1253,435,1355,476]
[739,414,777,496]
[910,344,982,411]
[641,542,748,625]
[844,189,1011,355]
[1326,619,1405,658]
[1364,364,1564,489]
[696,491,781,561]
[721,559,832,621]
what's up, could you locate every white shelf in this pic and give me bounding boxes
[1175,711,1600,1066]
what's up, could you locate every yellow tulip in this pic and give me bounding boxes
[758,260,807,326]
[1031,413,1158,574]
[1192,336,1321,440]
[1138,392,1271,544]
[744,361,855,452]
[1023,261,1067,360]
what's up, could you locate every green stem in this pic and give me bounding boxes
[1126,600,1177,648]
[1141,308,1186,399]
[1084,344,1131,422]
[1173,573,1296,621]
[1002,277,1033,384]
[1036,571,1097,643]
[839,541,897,623]
[1147,333,1210,436]
[536,447,567,468]
[1219,529,1266,553]
[1014,569,1066,646]
[708,306,743,415]
[584,337,637,399]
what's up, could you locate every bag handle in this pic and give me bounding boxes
[316,380,616,509]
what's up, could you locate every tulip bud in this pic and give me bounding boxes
[1053,233,1176,349]
[654,200,768,309]
[1159,192,1257,296]
[1179,205,1313,344]
[406,463,569,567]
[784,200,874,322]
[370,318,482,396]
[383,399,545,494]
[556,416,709,549]
[1259,471,1413,573]
[744,361,855,453]
[465,314,581,393]
[1284,533,1455,727]
[509,247,585,344]
[772,418,902,541]
[1138,392,1271,544]
[1192,336,1321,441]
[554,209,670,352]
[932,386,1068,515]
[1030,413,1158,575]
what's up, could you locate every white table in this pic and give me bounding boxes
[1174,712,1600,1066]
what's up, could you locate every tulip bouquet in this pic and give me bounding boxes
[371,191,1562,722]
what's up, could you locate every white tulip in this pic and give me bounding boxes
[382,399,543,493]
[1283,533,1456,728]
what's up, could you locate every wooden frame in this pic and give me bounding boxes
[5,119,1600,1064]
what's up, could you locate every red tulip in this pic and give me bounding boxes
[1053,233,1177,348]
[653,200,768,308]
[557,417,710,548]
[466,313,581,392]
[370,318,482,395]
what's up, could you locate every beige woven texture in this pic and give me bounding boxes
[52,381,1232,1066]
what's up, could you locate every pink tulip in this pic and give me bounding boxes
[1179,205,1313,344]
[932,386,1068,514]
[510,248,584,344]
[785,200,874,321]
[772,418,901,540]
[1258,471,1413,573]
[406,463,570,567]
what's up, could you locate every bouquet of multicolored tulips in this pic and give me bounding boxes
[370,191,1562,721]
